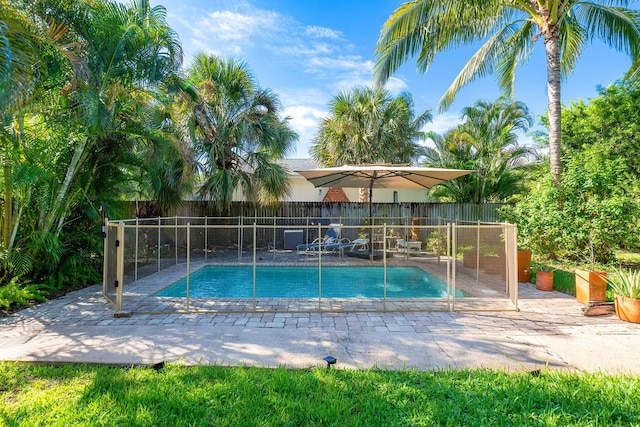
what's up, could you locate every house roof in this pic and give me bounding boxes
[279,158,319,175]
[322,187,350,202]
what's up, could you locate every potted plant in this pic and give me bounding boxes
[605,269,640,323]
[575,267,607,304]
[426,231,447,262]
[533,265,554,292]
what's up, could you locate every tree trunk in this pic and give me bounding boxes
[359,187,368,203]
[544,30,562,186]
[40,137,88,234]
[2,162,11,248]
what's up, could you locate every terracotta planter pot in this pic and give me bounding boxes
[463,251,480,268]
[536,271,554,291]
[482,254,504,275]
[575,268,607,304]
[517,249,532,282]
[614,296,640,323]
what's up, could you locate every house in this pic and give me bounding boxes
[279,159,432,203]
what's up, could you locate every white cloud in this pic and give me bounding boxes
[384,77,409,94]
[424,113,462,135]
[185,2,366,92]
[417,113,462,148]
[167,1,373,92]
[190,38,223,57]
[279,88,331,109]
[517,132,536,148]
[308,57,375,94]
[303,25,343,40]
[275,42,334,57]
[306,56,372,73]
[192,6,284,55]
[283,105,327,157]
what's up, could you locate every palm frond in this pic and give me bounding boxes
[495,20,536,94]
[7,248,33,277]
[557,14,587,78]
[438,19,526,112]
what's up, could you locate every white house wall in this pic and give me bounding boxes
[282,177,429,202]
[195,176,429,203]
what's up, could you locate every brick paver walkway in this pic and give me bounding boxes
[1,281,639,372]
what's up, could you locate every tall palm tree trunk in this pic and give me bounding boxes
[545,30,562,186]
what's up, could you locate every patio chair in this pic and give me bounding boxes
[397,238,422,254]
[296,224,342,253]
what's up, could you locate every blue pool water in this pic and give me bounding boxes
[154,266,464,299]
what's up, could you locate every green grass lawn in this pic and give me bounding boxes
[1,362,639,426]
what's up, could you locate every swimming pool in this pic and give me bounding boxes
[154,266,464,299]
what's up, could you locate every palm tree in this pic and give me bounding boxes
[180,54,297,213]
[0,0,35,105]
[374,0,640,186]
[1,0,186,278]
[311,86,431,166]
[1,0,87,251]
[423,98,536,203]
[311,86,431,202]
[45,0,187,214]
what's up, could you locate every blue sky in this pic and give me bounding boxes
[153,0,636,158]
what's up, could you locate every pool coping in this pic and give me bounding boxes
[118,260,516,315]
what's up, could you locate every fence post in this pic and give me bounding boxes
[317,222,322,312]
[238,216,242,261]
[504,223,519,310]
[134,217,139,282]
[383,223,387,312]
[175,216,178,266]
[511,224,519,310]
[204,216,208,261]
[186,222,191,313]
[447,223,458,311]
[157,216,161,273]
[116,222,124,312]
[102,217,109,298]
[476,220,480,284]
[253,222,257,311]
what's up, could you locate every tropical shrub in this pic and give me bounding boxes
[501,148,639,264]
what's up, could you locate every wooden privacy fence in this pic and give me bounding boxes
[141,202,506,223]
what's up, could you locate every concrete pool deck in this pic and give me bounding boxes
[1,282,640,374]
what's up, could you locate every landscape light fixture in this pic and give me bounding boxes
[323,356,337,369]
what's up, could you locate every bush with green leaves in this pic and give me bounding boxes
[0,277,47,310]
[501,148,639,264]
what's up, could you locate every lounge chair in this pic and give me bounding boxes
[296,224,341,253]
[342,238,369,253]
[321,238,370,256]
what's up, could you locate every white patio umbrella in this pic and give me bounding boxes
[296,164,475,254]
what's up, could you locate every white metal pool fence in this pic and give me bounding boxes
[103,216,519,314]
